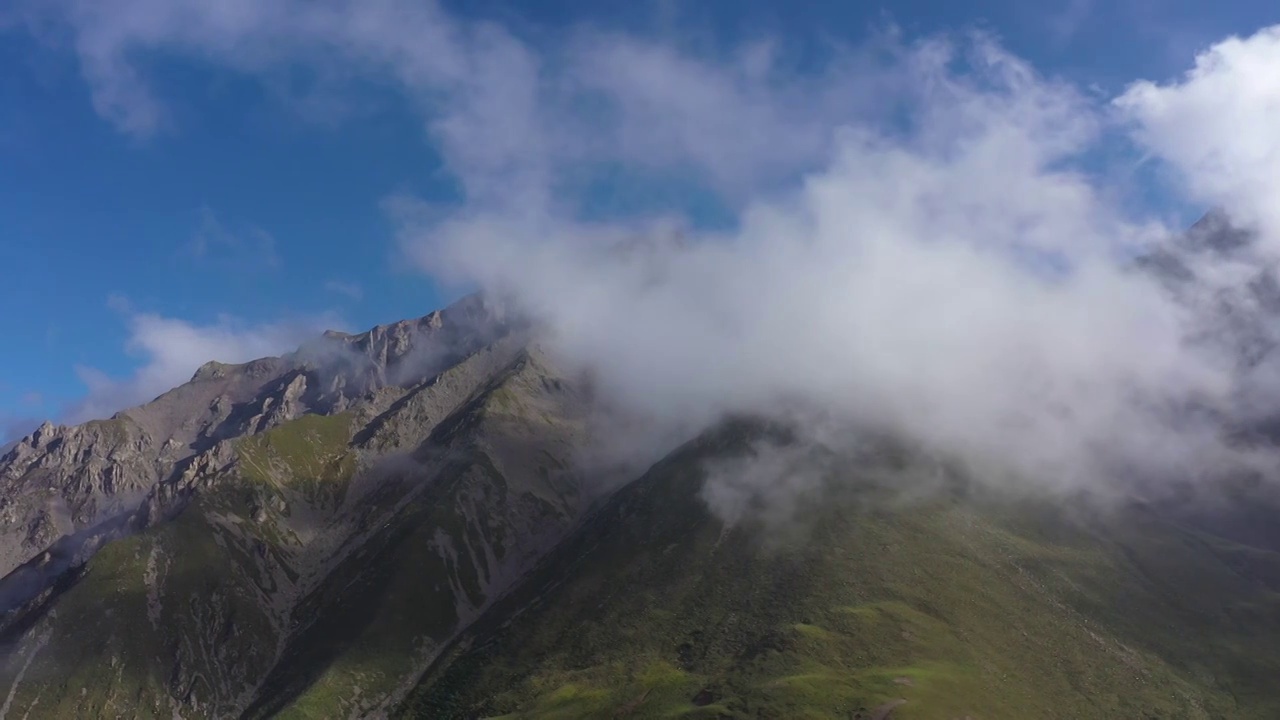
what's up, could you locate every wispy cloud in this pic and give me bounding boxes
[1045,0,1094,46]
[188,205,280,269]
[323,280,363,301]
[0,415,40,446]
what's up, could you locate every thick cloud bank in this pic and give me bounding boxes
[1117,26,1280,245]
[404,30,1280,495]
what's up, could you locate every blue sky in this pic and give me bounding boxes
[0,0,1278,441]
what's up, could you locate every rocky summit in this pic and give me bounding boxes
[4,287,1280,719]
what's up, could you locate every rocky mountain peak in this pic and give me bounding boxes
[0,294,513,582]
[1184,207,1258,255]
[28,420,57,448]
[191,360,230,382]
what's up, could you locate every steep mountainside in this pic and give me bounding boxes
[0,295,601,717]
[400,422,1280,720]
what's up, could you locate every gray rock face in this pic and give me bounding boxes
[0,417,156,578]
[1137,209,1280,374]
[0,294,515,581]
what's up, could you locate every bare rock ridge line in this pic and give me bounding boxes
[0,292,528,640]
[0,292,510,580]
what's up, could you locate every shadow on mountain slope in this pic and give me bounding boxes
[398,420,1280,720]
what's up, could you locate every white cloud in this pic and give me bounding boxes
[11,0,907,207]
[396,34,1259,493]
[1116,26,1280,247]
[559,33,897,200]
[396,27,1280,498]
[65,310,338,423]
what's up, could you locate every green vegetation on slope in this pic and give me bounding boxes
[14,397,1280,720]
[0,489,282,718]
[400,426,1280,720]
[0,534,170,719]
[237,412,356,508]
[1,412,368,718]
[247,362,585,719]
[248,466,475,720]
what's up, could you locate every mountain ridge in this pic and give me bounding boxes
[0,292,600,717]
[6,216,1280,718]
[0,293,510,579]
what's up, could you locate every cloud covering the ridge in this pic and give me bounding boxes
[15,1,1280,496]
[400,23,1280,494]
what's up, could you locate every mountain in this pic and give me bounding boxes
[1136,208,1280,372]
[5,218,1280,718]
[0,294,600,717]
[400,422,1280,719]
[0,294,507,580]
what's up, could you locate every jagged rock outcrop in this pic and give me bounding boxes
[0,417,157,577]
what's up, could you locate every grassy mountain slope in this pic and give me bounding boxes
[399,423,1280,720]
[247,351,590,719]
[0,343,593,719]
